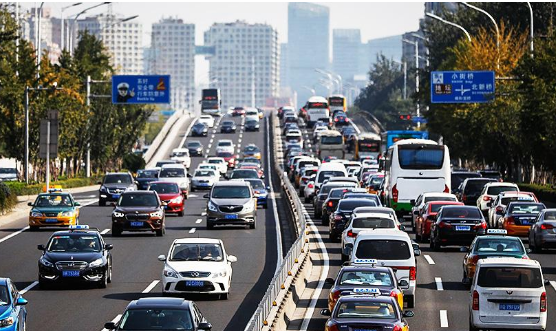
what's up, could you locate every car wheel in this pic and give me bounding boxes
[107,263,113,283]
[29,226,39,232]
[191,186,195,192]
[156,226,165,237]
[249,221,256,229]
[98,271,108,288]
[405,294,415,308]
[178,211,184,217]
[341,253,348,262]
[469,316,479,331]
[99,199,106,206]
[207,221,214,230]
[322,217,329,226]
[38,277,49,290]
[263,204,268,209]
[530,239,541,253]
[299,189,304,197]
[304,196,310,203]
[112,225,122,237]
[220,292,229,300]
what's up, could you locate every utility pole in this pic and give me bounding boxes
[45,120,50,191]
[85,76,111,177]
[403,38,420,128]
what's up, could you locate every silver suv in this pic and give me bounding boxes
[205,181,257,229]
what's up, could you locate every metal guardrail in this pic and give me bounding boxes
[244,112,308,331]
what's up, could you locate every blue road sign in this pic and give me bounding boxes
[112,75,170,104]
[411,116,428,124]
[431,71,495,104]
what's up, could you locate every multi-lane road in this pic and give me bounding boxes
[0,113,286,331]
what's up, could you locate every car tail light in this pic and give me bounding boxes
[392,326,402,331]
[472,290,479,310]
[438,221,452,229]
[308,183,314,188]
[346,118,349,122]
[483,196,492,201]
[540,292,547,312]
[392,184,398,203]
[409,267,416,280]
[328,201,334,207]
[328,324,340,331]
[302,178,308,183]
[334,118,338,122]
[334,215,342,221]
[462,194,467,202]
[347,230,357,238]
[444,185,449,193]
[541,224,554,230]
[495,206,504,213]
[474,222,487,230]
[505,216,515,225]
[470,255,479,264]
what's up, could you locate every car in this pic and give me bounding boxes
[28,191,81,230]
[186,141,204,157]
[0,167,18,181]
[283,115,297,126]
[158,238,237,299]
[329,198,378,241]
[216,151,236,169]
[477,182,519,215]
[237,164,264,178]
[299,167,318,196]
[103,297,212,331]
[333,113,349,126]
[242,178,269,209]
[320,289,413,331]
[529,208,556,252]
[0,278,28,330]
[245,118,260,131]
[37,225,113,288]
[303,181,316,203]
[257,108,264,119]
[197,163,219,174]
[198,115,215,128]
[314,182,358,220]
[341,192,382,206]
[429,205,487,250]
[451,171,482,193]
[410,192,458,228]
[111,191,166,237]
[340,126,356,139]
[155,159,181,168]
[284,130,303,149]
[325,264,405,311]
[365,174,385,194]
[245,108,259,119]
[159,164,191,199]
[232,106,245,117]
[293,159,320,185]
[215,139,235,154]
[191,169,219,191]
[469,258,546,331]
[148,182,185,217]
[98,172,137,206]
[220,120,237,133]
[478,169,503,180]
[206,157,227,175]
[242,157,262,167]
[461,229,529,285]
[487,192,537,228]
[501,201,546,236]
[282,122,299,135]
[242,144,261,160]
[456,177,497,205]
[191,122,209,137]
[170,148,192,169]
[414,201,464,243]
[205,181,257,229]
[322,188,350,223]
[314,162,348,193]
[340,213,398,261]
[135,168,160,190]
[352,207,401,228]
[230,168,260,180]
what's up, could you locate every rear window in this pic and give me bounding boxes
[318,170,346,183]
[339,270,394,286]
[398,144,444,170]
[424,196,456,203]
[160,168,185,178]
[508,204,544,214]
[356,240,411,260]
[464,179,494,193]
[477,267,542,288]
[338,200,376,211]
[328,189,345,198]
[321,136,343,145]
[303,169,317,176]
[544,211,556,221]
[352,217,395,229]
[321,183,356,195]
[487,186,518,195]
[441,207,482,219]
[430,203,457,213]
[501,196,533,205]
[473,238,525,255]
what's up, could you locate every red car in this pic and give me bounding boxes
[232,107,245,117]
[238,164,264,178]
[415,201,464,242]
[217,151,236,169]
[148,181,184,216]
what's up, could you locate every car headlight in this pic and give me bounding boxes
[212,270,227,278]
[61,211,74,217]
[243,202,255,213]
[89,258,104,268]
[113,211,125,218]
[150,210,164,218]
[0,317,14,327]
[164,266,178,278]
[40,256,54,267]
[31,211,43,217]
[125,186,135,192]
[170,196,183,204]
[208,201,218,212]
[99,186,107,192]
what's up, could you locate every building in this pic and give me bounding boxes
[288,2,330,105]
[333,29,361,82]
[78,14,143,74]
[150,18,195,111]
[280,43,289,88]
[204,21,280,110]
[363,35,403,70]
[402,29,427,69]
[425,2,458,14]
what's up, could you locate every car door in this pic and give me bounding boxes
[8,281,23,330]
[412,194,423,225]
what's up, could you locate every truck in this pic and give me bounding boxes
[200,88,221,116]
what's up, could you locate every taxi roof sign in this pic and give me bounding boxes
[354,259,378,265]
[43,185,63,193]
[486,229,507,235]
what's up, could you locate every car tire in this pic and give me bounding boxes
[38,277,49,290]
[107,263,112,283]
[299,189,304,197]
[98,271,108,288]
[178,211,184,217]
[29,226,39,232]
[99,199,106,206]
[304,196,310,203]
[341,253,348,262]
[530,239,541,253]
[249,221,256,229]
[469,317,479,331]
[207,221,214,230]
[191,186,196,192]
[155,226,165,237]
[415,231,422,243]
[220,292,229,300]
[112,225,122,237]
[405,294,415,308]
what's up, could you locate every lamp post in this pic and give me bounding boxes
[60,2,82,50]
[392,59,407,100]
[402,38,420,128]
[36,2,44,80]
[526,2,534,58]
[461,2,499,68]
[302,86,316,96]
[68,2,110,55]
[425,12,472,42]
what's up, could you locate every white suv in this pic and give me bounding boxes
[170,148,191,169]
[470,258,547,331]
[340,212,398,261]
[216,139,235,154]
[158,238,237,299]
[198,115,215,128]
[477,182,519,215]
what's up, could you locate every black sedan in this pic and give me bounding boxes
[333,113,350,126]
[37,225,113,288]
[430,205,487,250]
[135,168,160,190]
[329,198,378,241]
[191,122,208,137]
[322,188,346,223]
[245,118,260,131]
[220,120,237,133]
[111,191,166,237]
[186,141,204,157]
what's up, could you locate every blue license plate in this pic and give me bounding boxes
[62,270,80,277]
[224,214,238,219]
[521,220,530,225]
[186,281,204,287]
[45,218,58,223]
[164,205,168,209]
[499,303,520,311]
[130,221,144,227]
[112,194,120,199]
[455,225,471,231]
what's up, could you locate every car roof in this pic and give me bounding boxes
[173,237,221,244]
[422,192,456,198]
[38,192,71,197]
[477,257,540,268]
[352,213,394,219]
[122,190,156,195]
[336,295,396,304]
[484,182,518,187]
[357,229,410,240]
[339,265,393,273]
[161,164,185,169]
[425,201,463,206]
[213,181,249,187]
[128,297,192,309]
[105,172,131,176]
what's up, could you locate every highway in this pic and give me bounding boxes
[0,113,284,331]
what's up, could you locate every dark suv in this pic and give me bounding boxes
[457,178,497,205]
[98,172,137,206]
[111,191,166,236]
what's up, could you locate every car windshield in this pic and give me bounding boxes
[430,203,458,213]
[118,309,194,330]
[218,141,232,147]
[487,186,518,195]
[321,135,343,145]
[320,184,354,195]
[508,203,544,214]
[0,286,9,306]
[137,170,158,178]
[46,234,102,253]
[118,194,158,207]
[222,121,234,126]
[335,301,397,319]
[244,146,260,152]
[328,189,345,199]
[187,142,201,148]
[465,179,495,193]
[473,238,525,255]
[441,207,482,219]
[212,186,250,199]
[208,159,223,164]
[104,174,132,184]
[0,168,16,174]
[160,168,185,178]
[149,183,179,194]
[303,169,317,176]
[194,123,206,128]
[34,194,74,207]
[318,171,346,183]
[170,243,223,262]
[338,200,376,212]
[246,180,265,190]
[231,170,258,179]
[368,176,384,186]
[339,270,394,286]
[356,240,411,260]
[171,151,188,157]
[477,267,542,288]
[195,170,215,177]
[501,196,534,205]
[352,217,395,229]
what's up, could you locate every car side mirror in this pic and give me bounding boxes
[74,202,81,206]
[398,280,409,289]
[104,322,116,330]
[37,244,45,251]
[198,322,212,331]
[203,194,210,199]
[105,244,113,250]
[544,279,550,285]
[400,225,406,231]
[325,277,335,285]
[27,202,34,206]
[403,310,415,318]
[526,248,532,254]
[261,175,265,179]
[267,186,271,190]
[223,174,229,180]
[413,249,421,256]
[228,255,238,263]
[16,297,28,306]
[162,201,168,206]
[135,181,139,185]
[320,309,332,316]
[410,199,416,206]
[460,246,469,252]
[157,255,166,261]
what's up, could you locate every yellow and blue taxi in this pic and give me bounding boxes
[242,144,261,160]
[28,190,81,230]
[0,278,28,331]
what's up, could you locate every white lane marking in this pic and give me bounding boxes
[238,138,242,144]
[440,310,449,327]
[435,277,444,291]
[196,219,203,224]
[20,281,38,295]
[101,314,122,331]
[266,117,283,270]
[201,212,206,216]
[207,144,212,149]
[189,228,196,234]
[100,229,110,235]
[424,254,435,265]
[142,280,160,293]
[550,281,556,292]
[211,134,215,138]
[0,226,29,244]
[209,138,214,144]
[206,149,210,154]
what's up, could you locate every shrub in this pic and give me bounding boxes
[4,176,102,197]
[122,153,146,174]
[0,182,17,214]
[518,183,556,203]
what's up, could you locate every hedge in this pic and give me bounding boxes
[0,182,17,215]
[4,176,102,197]
[518,183,556,203]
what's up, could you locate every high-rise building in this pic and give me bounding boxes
[363,35,403,70]
[402,30,427,69]
[204,21,280,110]
[280,43,289,88]
[333,29,361,82]
[150,18,195,111]
[288,2,330,105]
[78,14,143,74]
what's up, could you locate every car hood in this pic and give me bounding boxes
[43,251,102,263]
[0,305,11,319]
[32,206,75,213]
[166,260,227,273]
[212,198,252,205]
[115,206,160,213]
[158,193,181,200]
[188,147,203,151]
[102,183,131,190]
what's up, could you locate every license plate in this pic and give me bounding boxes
[521,220,530,225]
[455,225,471,231]
[62,270,80,277]
[130,221,144,227]
[185,281,204,287]
[112,194,120,199]
[225,214,238,219]
[499,303,520,311]
[45,218,58,223]
[164,206,168,209]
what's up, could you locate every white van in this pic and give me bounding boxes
[305,96,330,128]
[350,229,420,308]
[317,130,344,160]
[314,162,348,192]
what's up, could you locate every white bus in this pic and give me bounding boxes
[382,139,451,219]
[305,96,330,128]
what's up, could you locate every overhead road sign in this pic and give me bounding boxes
[431,71,495,104]
[112,75,170,104]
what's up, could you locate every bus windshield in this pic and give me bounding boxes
[398,144,444,170]
[329,97,345,107]
[307,102,328,109]
[321,136,343,145]
[358,140,380,152]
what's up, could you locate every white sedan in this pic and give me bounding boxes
[191,169,220,191]
[198,115,215,128]
[206,157,227,175]
[303,180,316,203]
[340,212,398,261]
[158,238,237,299]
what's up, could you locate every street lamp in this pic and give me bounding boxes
[60,2,82,50]
[460,2,499,67]
[68,2,110,55]
[302,86,316,96]
[36,2,45,80]
[425,12,472,42]
[526,2,534,58]
[392,59,407,99]
[402,38,421,128]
